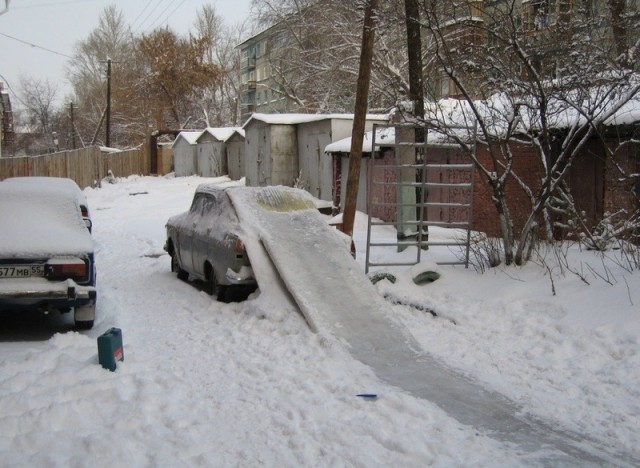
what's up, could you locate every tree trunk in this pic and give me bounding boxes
[607,0,629,66]
[342,0,378,237]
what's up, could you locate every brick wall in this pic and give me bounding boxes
[603,141,639,218]
[471,142,545,238]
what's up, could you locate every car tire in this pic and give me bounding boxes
[75,302,95,330]
[205,268,217,296]
[217,285,228,303]
[171,252,188,281]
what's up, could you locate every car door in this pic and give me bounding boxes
[177,193,206,274]
[191,193,217,278]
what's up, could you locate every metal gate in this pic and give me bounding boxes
[364,122,476,273]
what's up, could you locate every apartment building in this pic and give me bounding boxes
[236,25,292,123]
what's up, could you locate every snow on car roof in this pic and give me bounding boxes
[0,182,93,257]
[1,177,88,205]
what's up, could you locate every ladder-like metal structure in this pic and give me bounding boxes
[365,123,476,273]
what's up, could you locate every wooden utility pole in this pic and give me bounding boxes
[405,0,424,120]
[99,58,119,147]
[105,58,112,147]
[69,102,77,150]
[342,0,379,237]
[404,0,428,245]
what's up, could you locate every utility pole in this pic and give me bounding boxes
[99,58,119,147]
[105,58,112,147]
[69,102,77,149]
[404,0,428,247]
[342,0,378,237]
[405,0,425,121]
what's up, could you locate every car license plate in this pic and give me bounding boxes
[0,264,45,278]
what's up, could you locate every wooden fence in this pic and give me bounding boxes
[0,145,149,189]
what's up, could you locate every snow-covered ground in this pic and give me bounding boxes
[0,175,638,467]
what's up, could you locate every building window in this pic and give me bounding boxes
[522,0,553,31]
[521,0,574,32]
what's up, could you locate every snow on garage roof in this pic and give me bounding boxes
[198,127,243,143]
[325,126,395,153]
[172,131,203,147]
[242,113,390,128]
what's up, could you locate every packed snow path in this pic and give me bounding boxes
[230,186,636,467]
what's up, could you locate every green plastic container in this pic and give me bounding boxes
[98,327,124,371]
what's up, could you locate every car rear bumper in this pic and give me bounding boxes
[0,278,97,311]
[224,266,256,286]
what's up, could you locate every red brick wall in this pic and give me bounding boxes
[603,141,639,218]
[369,151,399,222]
[338,137,637,241]
[471,142,545,238]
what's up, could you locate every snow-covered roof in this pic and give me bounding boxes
[325,126,457,154]
[242,113,390,129]
[225,128,245,141]
[422,78,640,136]
[325,126,396,153]
[172,131,203,148]
[197,127,242,143]
[327,80,640,154]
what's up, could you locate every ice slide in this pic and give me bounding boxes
[229,186,635,467]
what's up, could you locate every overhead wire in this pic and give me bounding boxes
[141,0,182,33]
[130,0,156,32]
[133,0,173,34]
[0,32,74,59]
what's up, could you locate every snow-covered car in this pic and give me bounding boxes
[165,184,257,302]
[1,177,92,232]
[0,179,97,329]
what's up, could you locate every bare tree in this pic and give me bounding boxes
[67,6,139,147]
[251,0,409,112]
[415,0,640,265]
[18,77,58,153]
[192,5,246,126]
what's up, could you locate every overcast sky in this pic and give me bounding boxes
[0,0,252,109]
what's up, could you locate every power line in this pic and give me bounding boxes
[142,0,181,33]
[166,0,189,25]
[133,0,172,34]
[0,32,74,59]
[130,0,155,31]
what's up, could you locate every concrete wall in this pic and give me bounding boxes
[297,120,332,201]
[269,124,298,186]
[244,121,268,186]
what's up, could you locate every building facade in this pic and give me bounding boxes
[236,25,293,123]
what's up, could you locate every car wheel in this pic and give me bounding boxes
[217,285,228,303]
[171,252,188,281]
[75,302,95,330]
[205,265,217,296]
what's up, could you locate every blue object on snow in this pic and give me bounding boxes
[356,394,378,400]
[98,327,124,371]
